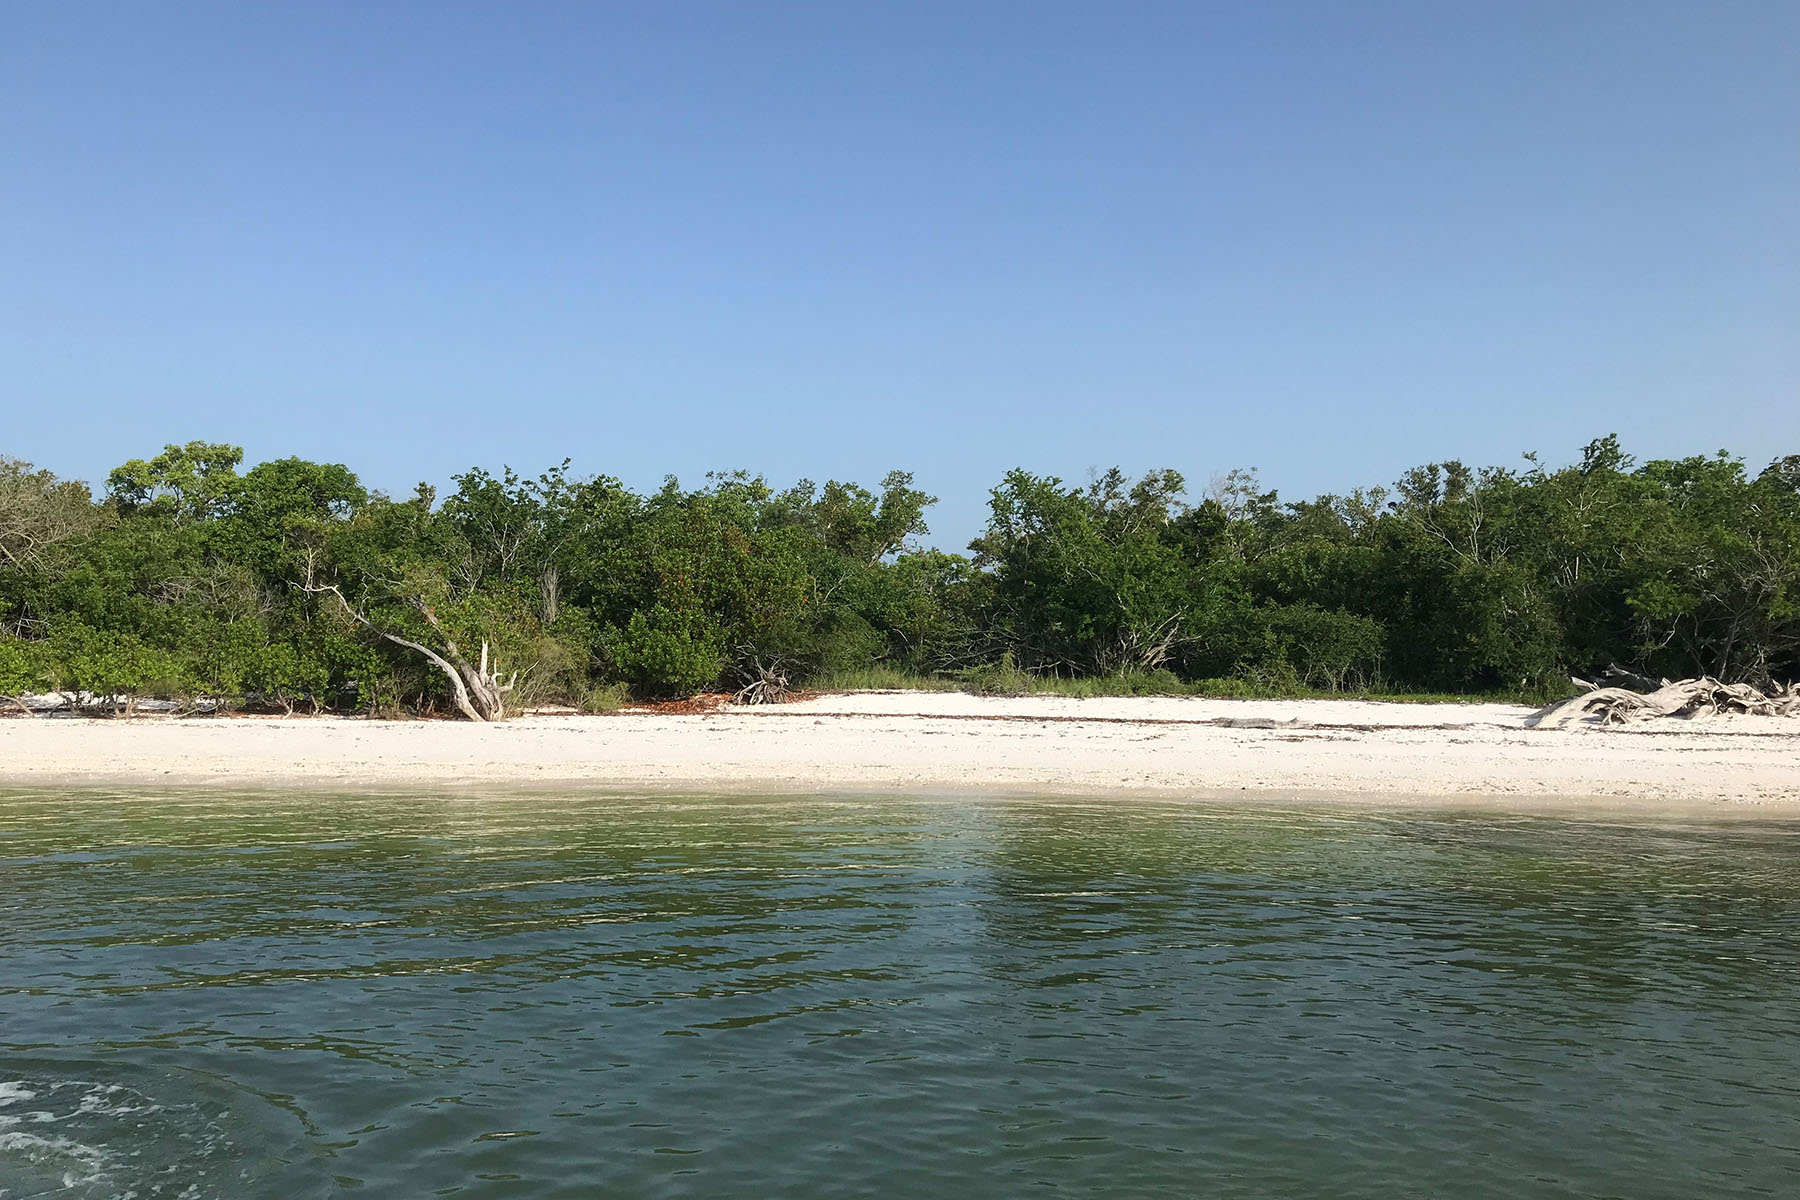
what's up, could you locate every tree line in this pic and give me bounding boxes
[2,435,1796,716]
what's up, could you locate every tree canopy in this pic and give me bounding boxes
[2,437,1795,716]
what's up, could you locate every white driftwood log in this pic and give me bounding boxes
[1526,677,1800,729]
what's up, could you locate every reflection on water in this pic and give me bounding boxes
[3,790,1799,1198]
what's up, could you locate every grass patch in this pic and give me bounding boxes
[812,666,963,693]
[812,662,1557,706]
[1185,677,1553,705]
[578,681,633,713]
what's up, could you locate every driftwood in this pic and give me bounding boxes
[733,660,792,706]
[1527,677,1800,728]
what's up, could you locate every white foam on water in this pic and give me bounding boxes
[0,1079,222,1199]
[0,1130,115,1189]
[77,1086,161,1119]
[0,1069,315,1198]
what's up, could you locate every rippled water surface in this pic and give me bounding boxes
[3,790,1800,1198]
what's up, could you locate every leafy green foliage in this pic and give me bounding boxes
[602,603,726,696]
[971,468,1195,675]
[1,436,1795,713]
[1259,604,1386,691]
[105,442,245,523]
[0,635,50,696]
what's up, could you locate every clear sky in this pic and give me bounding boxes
[4,1,1796,548]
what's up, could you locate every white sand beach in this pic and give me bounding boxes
[3,691,1798,810]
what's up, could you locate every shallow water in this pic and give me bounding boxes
[2,790,1799,1198]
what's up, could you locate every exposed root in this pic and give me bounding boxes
[733,661,792,706]
[1527,677,1800,728]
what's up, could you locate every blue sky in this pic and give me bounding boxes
[4,1,1796,547]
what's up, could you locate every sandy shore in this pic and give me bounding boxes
[4,691,1799,811]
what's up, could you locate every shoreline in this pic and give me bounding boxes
[4,691,1798,812]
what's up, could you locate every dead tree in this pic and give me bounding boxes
[304,582,515,721]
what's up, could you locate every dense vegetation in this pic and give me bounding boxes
[2,436,1796,716]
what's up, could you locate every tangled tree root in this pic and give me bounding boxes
[1527,677,1800,728]
[733,660,792,706]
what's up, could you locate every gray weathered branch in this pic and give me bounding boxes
[299,582,512,721]
[1527,676,1800,728]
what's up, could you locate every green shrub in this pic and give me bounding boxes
[746,610,884,685]
[1262,604,1386,691]
[958,651,1034,696]
[47,622,190,713]
[0,637,51,697]
[1111,668,1189,696]
[602,603,725,697]
[579,681,632,713]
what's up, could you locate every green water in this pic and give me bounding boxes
[2,791,1799,1199]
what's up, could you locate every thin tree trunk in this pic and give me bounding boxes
[540,565,559,627]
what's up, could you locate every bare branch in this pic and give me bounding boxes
[299,581,487,721]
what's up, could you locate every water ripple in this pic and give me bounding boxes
[2,790,1799,1198]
